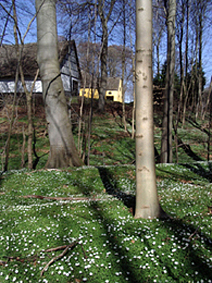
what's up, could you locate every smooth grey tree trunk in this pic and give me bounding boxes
[161,0,176,163]
[36,0,82,168]
[134,0,165,219]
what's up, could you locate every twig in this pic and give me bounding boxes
[20,195,102,201]
[0,260,7,266]
[80,243,87,259]
[3,256,25,263]
[45,245,70,253]
[188,226,200,240]
[40,240,79,276]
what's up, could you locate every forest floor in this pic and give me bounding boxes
[0,96,211,169]
[0,164,211,282]
[0,97,212,282]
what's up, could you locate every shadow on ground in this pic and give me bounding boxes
[180,162,212,183]
[97,166,135,214]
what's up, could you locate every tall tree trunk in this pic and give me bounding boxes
[198,10,203,119]
[156,33,162,77]
[36,0,82,168]
[4,0,20,172]
[98,22,108,112]
[135,0,165,219]
[207,90,212,161]
[121,0,127,132]
[182,0,190,125]
[174,0,185,163]
[131,72,136,139]
[193,20,199,115]
[129,0,135,139]
[97,0,116,112]
[78,7,93,158]
[202,77,212,120]
[19,67,39,169]
[160,0,176,163]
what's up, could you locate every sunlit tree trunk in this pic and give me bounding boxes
[135,0,165,219]
[36,0,82,168]
[161,0,176,163]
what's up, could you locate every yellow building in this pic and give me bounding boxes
[79,87,99,100]
[80,76,123,103]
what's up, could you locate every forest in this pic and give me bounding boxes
[0,0,212,171]
[0,1,212,282]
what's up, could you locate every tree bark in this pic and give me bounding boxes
[182,0,190,125]
[160,0,176,163]
[99,28,108,112]
[174,0,185,163]
[98,0,116,112]
[3,0,20,172]
[36,0,82,168]
[135,0,164,219]
[121,0,127,132]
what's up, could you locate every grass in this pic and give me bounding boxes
[0,164,212,283]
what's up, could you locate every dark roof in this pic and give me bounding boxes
[0,40,75,79]
[81,71,120,90]
[107,77,121,90]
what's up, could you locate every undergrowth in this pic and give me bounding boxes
[0,164,211,283]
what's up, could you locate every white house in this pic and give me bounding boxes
[0,40,81,96]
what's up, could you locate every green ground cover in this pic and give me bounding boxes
[0,164,211,283]
[0,100,212,282]
[1,99,212,170]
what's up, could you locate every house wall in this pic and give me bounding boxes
[0,79,42,94]
[60,45,81,96]
[79,88,99,99]
[0,41,81,97]
[61,73,71,95]
[0,77,71,95]
[105,90,122,103]
[79,80,123,103]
